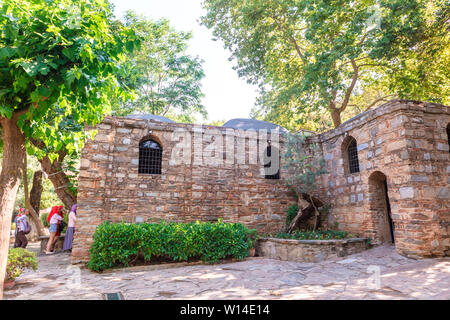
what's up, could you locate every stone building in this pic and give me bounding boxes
[72,116,296,263]
[314,100,449,259]
[72,100,450,263]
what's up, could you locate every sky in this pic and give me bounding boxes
[111,0,259,123]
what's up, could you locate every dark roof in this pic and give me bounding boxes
[222,118,288,133]
[124,114,175,123]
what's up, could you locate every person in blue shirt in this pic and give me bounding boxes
[14,208,29,248]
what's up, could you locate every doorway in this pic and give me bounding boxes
[368,171,395,244]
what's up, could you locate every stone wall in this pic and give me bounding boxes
[73,100,449,263]
[256,238,370,262]
[72,119,296,263]
[315,100,450,258]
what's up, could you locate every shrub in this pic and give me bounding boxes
[10,223,16,231]
[275,230,349,240]
[87,220,257,272]
[41,213,49,228]
[286,204,299,226]
[5,248,38,282]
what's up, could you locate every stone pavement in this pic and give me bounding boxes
[4,243,449,300]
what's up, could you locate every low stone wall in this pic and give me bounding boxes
[256,237,370,262]
[39,236,65,253]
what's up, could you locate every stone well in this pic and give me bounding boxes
[256,237,370,262]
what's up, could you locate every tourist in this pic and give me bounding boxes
[45,205,65,254]
[63,204,77,252]
[14,208,30,248]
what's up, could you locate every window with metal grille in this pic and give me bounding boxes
[447,123,450,154]
[138,139,162,174]
[347,138,360,174]
[264,145,280,180]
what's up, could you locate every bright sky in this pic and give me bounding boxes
[111,0,259,123]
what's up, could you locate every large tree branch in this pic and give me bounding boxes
[339,59,359,113]
[29,138,76,209]
[269,14,306,62]
[328,90,338,110]
[364,94,397,111]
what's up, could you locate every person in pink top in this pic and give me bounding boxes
[63,204,77,252]
[46,206,65,254]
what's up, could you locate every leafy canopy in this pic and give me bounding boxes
[201,0,449,130]
[0,0,140,158]
[112,11,207,123]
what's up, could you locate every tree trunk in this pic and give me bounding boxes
[30,170,43,214]
[22,158,45,238]
[330,108,342,128]
[0,115,26,300]
[287,194,324,234]
[39,154,76,209]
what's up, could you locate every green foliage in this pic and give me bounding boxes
[275,230,349,241]
[0,0,140,159]
[12,155,62,211]
[283,132,327,195]
[111,11,207,123]
[201,0,449,129]
[206,119,227,127]
[40,213,49,228]
[5,248,38,281]
[286,204,299,226]
[88,220,256,272]
[245,228,259,249]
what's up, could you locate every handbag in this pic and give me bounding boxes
[24,221,31,234]
[59,220,67,234]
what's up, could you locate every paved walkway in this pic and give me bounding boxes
[4,243,449,300]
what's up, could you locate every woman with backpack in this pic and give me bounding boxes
[45,205,65,254]
[14,208,30,248]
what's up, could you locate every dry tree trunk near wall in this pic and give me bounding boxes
[0,115,26,300]
[287,194,324,234]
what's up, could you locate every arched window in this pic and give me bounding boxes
[264,145,280,180]
[139,139,162,174]
[343,136,360,174]
[447,123,450,154]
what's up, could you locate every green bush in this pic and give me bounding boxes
[5,248,38,281]
[88,220,256,272]
[286,204,299,226]
[41,213,49,228]
[275,230,349,240]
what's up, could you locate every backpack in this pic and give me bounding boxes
[23,220,31,234]
[58,220,67,234]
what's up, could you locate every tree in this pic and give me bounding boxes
[201,0,449,129]
[30,135,79,209]
[283,132,327,232]
[31,11,208,210]
[22,155,45,239]
[113,11,207,123]
[0,0,139,298]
